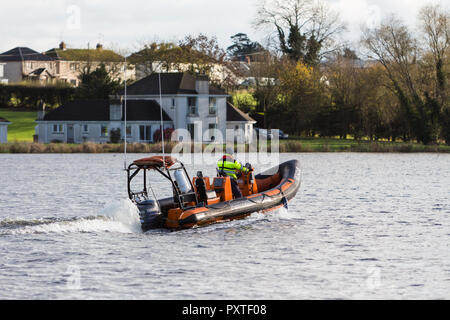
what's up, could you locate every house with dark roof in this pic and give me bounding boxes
[0,117,11,143]
[34,72,255,144]
[120,72,255,143]
[0,47,56,84]
[35,99,172,143]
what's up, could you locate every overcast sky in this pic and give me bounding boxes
[0,0,447,55]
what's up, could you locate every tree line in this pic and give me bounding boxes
[241,0,449,145]
[1,0,448,145]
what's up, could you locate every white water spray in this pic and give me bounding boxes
[0,199,141,235]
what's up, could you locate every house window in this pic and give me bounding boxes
[126,125,132,138]
[101,125,108,137]
[171,98,176,109]
[70,79,77,86]
[139,125,152,142]
[209,97,217,115]
[0,64,4,78]
[53,124,63,133]
[70,63,80,71]
[82,124,89,133]
[208,123,217,141]
[187,97,197,116]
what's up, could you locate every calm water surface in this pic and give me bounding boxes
[0,153,449,299]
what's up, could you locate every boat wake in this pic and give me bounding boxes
[1,200,299,236]
[0,199,141,236]
[178,206,300,234]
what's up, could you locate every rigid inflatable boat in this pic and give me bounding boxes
[126,156,300,231]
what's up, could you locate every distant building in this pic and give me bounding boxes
[44,42,132,86]
[0,47,56,84]
[34,72,255,144]
[0,43,131,86]
[0,117,11,143]
[0,62,8,84]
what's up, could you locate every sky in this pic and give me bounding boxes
[0,0,447,55]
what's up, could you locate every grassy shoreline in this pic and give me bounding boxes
[0,110,36,142]
[1,140,449,153]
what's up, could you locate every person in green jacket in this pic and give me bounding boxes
[217,148,249,198]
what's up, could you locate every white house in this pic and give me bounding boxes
[0,117,11,143]
[35,72,255,144]
[35,99,172,143]
[121,72,255,142]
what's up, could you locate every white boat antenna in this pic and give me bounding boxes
[158,72,166,167]
[123,56,127,170]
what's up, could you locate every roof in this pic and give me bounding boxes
[44,48,124,62]
[0,47,54,62]
[123,100,172,121]
[124,72,226,95]
[226,102,255,122]
[0,117,11,123]
[28,68,54,77]
[40,99,172,122]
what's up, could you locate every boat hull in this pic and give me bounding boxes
[139,159,300,231]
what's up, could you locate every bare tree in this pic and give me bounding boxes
[254,0,346,62]
[419,4,450,144]
[419,4,450,104]
[362,15,419,97]
[362,15,442,144]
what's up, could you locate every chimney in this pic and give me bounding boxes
[195,74,209,95]
[109,96,123,121]
[37,101,46,120]
[96,43,103,51]
[59,41,66,50]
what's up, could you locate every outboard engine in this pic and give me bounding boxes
[136,199,163,230]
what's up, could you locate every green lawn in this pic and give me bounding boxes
[0,110,37,142]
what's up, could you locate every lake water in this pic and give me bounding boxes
[0,153,449,299]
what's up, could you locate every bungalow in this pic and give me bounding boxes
[35,99,172,143]
[0,117,11,143]
[35,72,255,143]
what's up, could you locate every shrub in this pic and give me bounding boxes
[153,128,175,142]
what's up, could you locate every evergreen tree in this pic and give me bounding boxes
[227,33,263,61]
[76,64,120,100]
